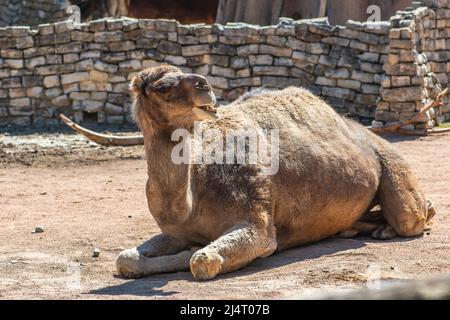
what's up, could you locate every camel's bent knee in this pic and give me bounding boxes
[190,250,224,281]
[116,248,144,278]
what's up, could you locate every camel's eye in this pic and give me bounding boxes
[153,83,172,94]
[152,76,178,95]
[195,80,210,91]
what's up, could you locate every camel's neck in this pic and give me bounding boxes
[143,126,193,226]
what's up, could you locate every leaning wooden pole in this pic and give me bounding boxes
[369,88,449,135]
[59,114,144,146]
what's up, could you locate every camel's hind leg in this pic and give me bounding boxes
[338,221,383,238]
[376,150,434,238]
[338,204,386,238]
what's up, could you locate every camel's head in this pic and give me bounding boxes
[131,65,217,129]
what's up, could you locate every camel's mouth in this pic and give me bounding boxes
[193,90,218,120]
[193,103,218,120]
[197,103,217,113]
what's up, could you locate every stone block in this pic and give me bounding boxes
[4,59,23,69]
[157,40,181,55]
[82,100,104,113]
[381,86,426,102]
[322,87,355,100]
[391,76,411,87]
[182,45,211,57]
[337,79,361,90]
[207,76,228,90]
[165,55,187,65]
[119,60,142,71]
[10,97,30,107]
[249,55,273,66]
[52,95,70,107]
[90,70,109,82]
[259,45,292,57]
[44,75,60,88]
[61,72,90,85]
[325,68,350,79]
[94,61,118,73]
[211,66,235,78]
[105,103,123,115]
[315,77,336,86]
[253,66,288,76]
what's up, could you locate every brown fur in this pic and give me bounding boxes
[116,65,435,280]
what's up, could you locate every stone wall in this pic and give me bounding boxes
[0,0,449,128]
[0,17,391,126]
[0,0,70,27]
[375,0,450,132]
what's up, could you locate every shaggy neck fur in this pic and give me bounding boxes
[138,106,193,226]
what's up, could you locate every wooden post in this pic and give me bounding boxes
[318,0,327,17]
[216,0,238,24]
[216,0,284,25]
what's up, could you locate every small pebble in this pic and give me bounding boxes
[33,226,44,233]
[92,248,101,258]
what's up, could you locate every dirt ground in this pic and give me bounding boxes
[0,128,449,299]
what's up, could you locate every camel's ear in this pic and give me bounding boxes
[130,75,144,96]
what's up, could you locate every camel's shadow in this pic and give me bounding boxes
[89,272,189,297]
[88,235,419,297]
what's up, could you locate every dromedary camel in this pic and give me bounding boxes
[62,65,435,280]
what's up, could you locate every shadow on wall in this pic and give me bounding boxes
[326,0,414,25]
[73,0,220,24]
[216,0,414,26]
[0,0,416,28]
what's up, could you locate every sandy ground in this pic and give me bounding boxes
[0,129,449,299]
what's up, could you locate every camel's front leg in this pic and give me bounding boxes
[116,233,193,278]
[190,223,277,280]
